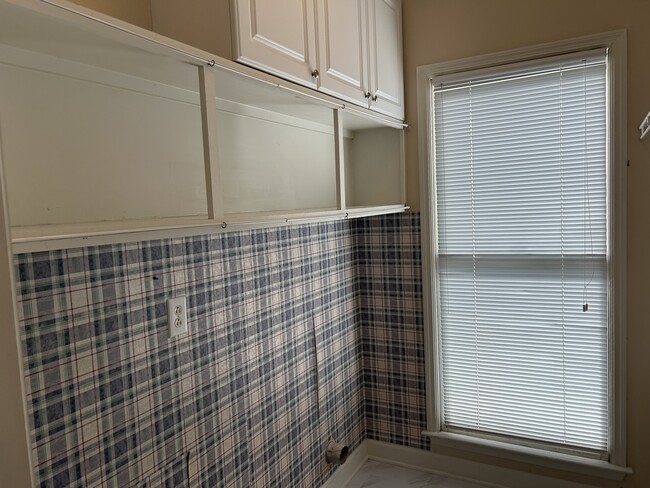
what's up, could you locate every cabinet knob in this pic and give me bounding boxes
[365,92,372,99]
[311,69,320,79]
[372,94,378,102]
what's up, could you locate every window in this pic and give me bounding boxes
[418,32,627,477]
[435,51,607,453]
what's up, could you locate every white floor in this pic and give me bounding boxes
[345,460,487,488]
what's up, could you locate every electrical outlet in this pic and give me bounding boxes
[167,297,188,338]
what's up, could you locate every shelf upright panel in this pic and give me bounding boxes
[333,108,347,211]
[199,65,223,221]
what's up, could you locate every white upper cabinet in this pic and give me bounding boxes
[367,0,404,119]
[231,0,404,120]
[231,0,319,87]
[316,0,369,107]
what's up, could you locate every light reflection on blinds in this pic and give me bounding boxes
[434,54,608,452]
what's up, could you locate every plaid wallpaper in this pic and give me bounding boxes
[15,214,425,487]
[356,214,429,450]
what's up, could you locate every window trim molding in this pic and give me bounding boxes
[416,30,628,479]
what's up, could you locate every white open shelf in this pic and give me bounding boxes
[0,0,407,253]
[342,110,405,208]
[213,67,339,215]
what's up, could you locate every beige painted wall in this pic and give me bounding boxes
[150,0,233,60]
[402,1,650,487]
[0,153,31,487]
[68,0,152,29]
[68,0,233,63]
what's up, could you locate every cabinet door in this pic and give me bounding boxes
[367,0,404,119]
[316,0,369,106]
[231,0,318,88]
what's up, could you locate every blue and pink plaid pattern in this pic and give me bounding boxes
[15,214,425,487]
[356,214,428,450]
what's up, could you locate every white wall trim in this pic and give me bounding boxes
[416,40,441,435]
[10,205,409,253]
[422,431,630,480]
[364,440,604,488]
[416,28,628,471]
[322,440,612,488]
[416,30,626,81]
[320,441,368,488]
[604,29,628,469]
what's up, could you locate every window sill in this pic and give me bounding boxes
[421,431,632,481]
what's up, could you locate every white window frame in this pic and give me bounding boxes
[417,30,630,480]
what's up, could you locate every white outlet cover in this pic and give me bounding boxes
[167,296,188,338]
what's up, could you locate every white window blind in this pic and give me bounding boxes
[433,52,608,453]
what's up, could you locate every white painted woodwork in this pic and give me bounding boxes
[345,128,403,207]
[0,0,200,92]
[367,0,404,119]
[321,440,620,488]
[11,205,408,253]
[0,45,207,227]
[0,0,403,127]
[199,66,223,220]
[217,108,337,213]
[333,109,347,210]
[213,65,337,128]
[316,0,369,106]
[416,30,628,475]
[211,65,338,214]
[230,0,404,119]
[343,109,404,207]
[0,0,406,251]
[215,104,337,214]
[231,0,318,88]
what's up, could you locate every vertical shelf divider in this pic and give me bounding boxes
[399,129,407,204]
[198,65,223,220]
[333,108,347,211]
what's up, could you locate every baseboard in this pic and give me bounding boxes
[365,440,597,488]
[320,441,368,488]
[320,439,598,488]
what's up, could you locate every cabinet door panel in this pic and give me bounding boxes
[367,0,403,119]
[316,0,368,106]
[232,0,317,87]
